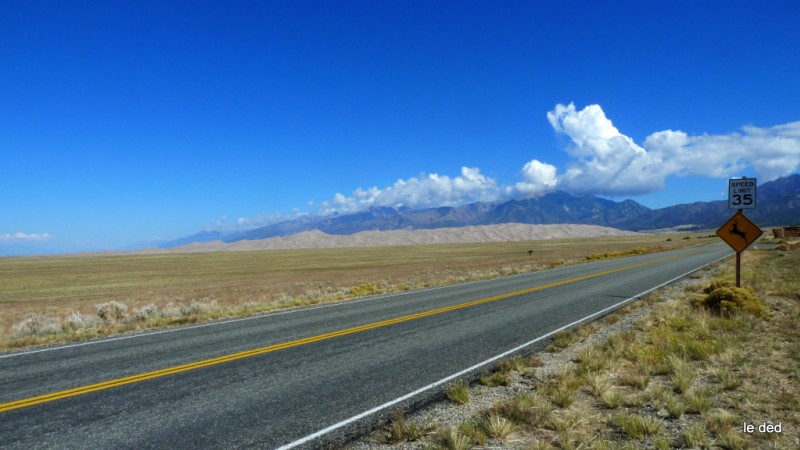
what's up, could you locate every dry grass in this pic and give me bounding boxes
[0,234,697,350]
[382,409,429,444]
[429,427,472,450]
[445,381,470,405]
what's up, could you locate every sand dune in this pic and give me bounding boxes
[167,223,639,253]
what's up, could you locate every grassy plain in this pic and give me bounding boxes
[0,233,706,349]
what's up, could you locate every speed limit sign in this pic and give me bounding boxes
[728,177,756,209]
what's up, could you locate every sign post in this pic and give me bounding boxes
[718,178,761,287]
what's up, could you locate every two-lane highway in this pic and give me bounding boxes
[0,242,732,449]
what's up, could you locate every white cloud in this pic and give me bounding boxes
[548,103,800,196]
[515,159,558,194]
[205,212,302,231]
[319,166,502,214]
[0,232,53,242]
[644,122,800,181]
[235,212,297,229]
[547,103,661,195]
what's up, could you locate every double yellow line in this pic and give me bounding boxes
[0,252,685,413]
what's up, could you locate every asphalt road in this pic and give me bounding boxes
[0,242,733,449]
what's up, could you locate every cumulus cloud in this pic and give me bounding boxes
[547,103,662,195]
[0,232,53,242]
[643,122,800,181]
[515,159,558,194]
[548,103,800,196]
[319,166,503,214]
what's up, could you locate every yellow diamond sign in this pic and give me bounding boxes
[717,211,763,253]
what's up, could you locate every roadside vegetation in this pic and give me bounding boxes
[362,243,800,449]
[0,234,703,350]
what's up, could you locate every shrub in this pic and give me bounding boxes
[431,427,472,450]
[716,430,747,450]
[493,393,552,425]
[350,283,379,296]
[543,384,575,408]
[710,367,742,390]
[480,371,511,387]
[458,420,487,446]
[701,280,735,294]
[601,390,623,409]
[136,304,159,321]
[499,356,531,373]
[548,407,592,432]
[609,412,664,439]
[681,423,709,448]
[384,409,426,443]
[695,283,766,316]
[11,314,61,337]
[662,393,685,419]
[95,301,129,323]
[585,247,649,261]
[669,356,695,393]
[446,381,470,404]
[161,299,218,318]
[582,372,611,398]
[65,311,101,330]
[161,302,186,318]
[480,413,517,440]
[548,330,576,351]
[190,299,219,314]
[705,409,738,436]
[684,389,713,414]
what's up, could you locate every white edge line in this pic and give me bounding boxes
[4,245,688,359]
[275,252,732,450]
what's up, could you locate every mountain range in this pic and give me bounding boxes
[163,174,800,248]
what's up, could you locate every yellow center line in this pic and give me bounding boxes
[0,252,691,413]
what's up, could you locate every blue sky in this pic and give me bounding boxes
[2,1,799,254]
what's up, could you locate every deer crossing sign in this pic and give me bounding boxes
[728,177,757,209]
[717,211,763,254]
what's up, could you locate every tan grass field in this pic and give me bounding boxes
[0,233,706,349]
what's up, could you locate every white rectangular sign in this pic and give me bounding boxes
[728,178,757,209]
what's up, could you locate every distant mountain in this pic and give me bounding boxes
[615,200,729,231]
[475,192,650,227]
[618,174,800,230]
[161,174,800,248]
[165,224,639,253]
[161,230,229,248]
[181,191,651,245]
[748,173,800,225]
